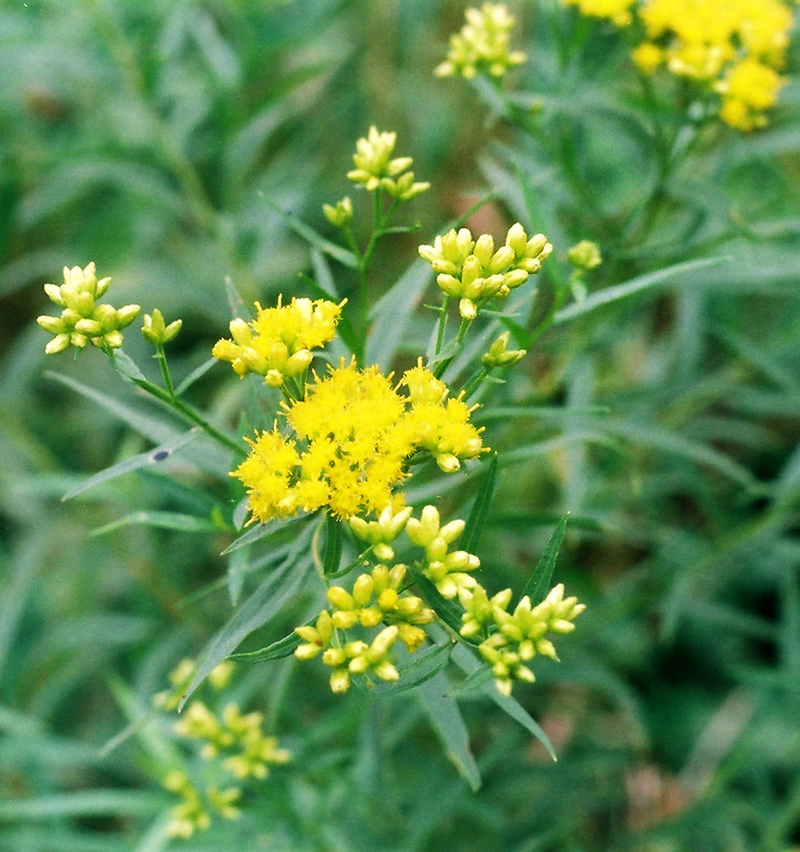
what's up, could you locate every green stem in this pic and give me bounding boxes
[462,366,490,401]
[131,375,246,458]
[432,316,473,380]
[528,275,575,347]
[435,295,450,357]
[154,343,176,399]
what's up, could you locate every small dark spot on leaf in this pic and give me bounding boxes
[153,450,169,461]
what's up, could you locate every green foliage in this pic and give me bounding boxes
[3,1,800,850]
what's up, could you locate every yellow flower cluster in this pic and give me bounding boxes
[37,262,140,354]
[175,701,291,781]
[157,659,289,839]
[347,126,430,201]
[163,769,241,839]
[561,0,635,26]
[564,0,795,130]
[419,223,552,319]
[435,3,527,79]
[232,360,484,523]
[212,296,344,388]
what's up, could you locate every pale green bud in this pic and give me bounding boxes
[473,233,495,268]
[44,333,71,355]
[284,349,314,376]
[459,298,477,320]
[482,331,527,368]
[406,505,440,547]
[352,573,374,608]
[567,240,602,271]
[436,273,463,297]
[488,245,515,273]
[142,308,182,345]
[323,197,353,228]
[43,283,65,306]
[36,315,65,334]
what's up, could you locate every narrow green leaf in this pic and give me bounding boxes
[62,430,198,501]
[224,275,250,318]
[366,258,433,371]
[451,644,556,760]
[461,453,498,555]
[553,256,729,323]
[322,513,343,576]
[227,543,249,606]
[110,349,147,383]
[416,671,481,791]
[0,790,162,820]
[446,665,494,697]
[263,197,358,268]
[45,372,179,444]
[522,515,569,605]
[178,525,314,710]
[229,630,301,663]
[174,357,219,397]
[89,511,219,537]
[222,513,308,554]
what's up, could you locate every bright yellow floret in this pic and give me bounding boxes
[232,360,485,523]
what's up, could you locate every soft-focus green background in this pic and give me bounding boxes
[2,1,800,850]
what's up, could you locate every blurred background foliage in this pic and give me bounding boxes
[2,0,800,850]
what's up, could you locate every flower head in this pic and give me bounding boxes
[435,3,526,79]
[347,126,429,200]
[37,262,140,354]
[212,296,344,387]
[232,360,485,523]
[567,0,794,131]
[419,224,552,319]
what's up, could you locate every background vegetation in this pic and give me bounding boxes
[2,0,800,849]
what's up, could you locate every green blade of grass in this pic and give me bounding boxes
[416,671,481,791]
[553,256,729,324]
[522,514,569,605]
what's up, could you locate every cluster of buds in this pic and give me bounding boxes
[406,505,480,599]
[163,769,241,839]
[156,659,289,837]
[482,331,527,369]
[175,701,291,781]
[460,583,585,696]
[141,307,182,346]
[323,196,353,228]
[349,503,414,562]
[326,564,435,651]
[419,223,552,319]
[212,296,344,388]
[347,126,430,201]
[295,562,435,693]
[37,262,140,354]
[435,3,526,80]
[295,610,402,693]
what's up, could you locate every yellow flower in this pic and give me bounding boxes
[631,42,663,74]
[435,3,526,79]
[347,126,429,200]
[717,57,785,130]
[232,361,486,524]
[565,0,795,130]
[212,296,344,387]
[561,0,636,26]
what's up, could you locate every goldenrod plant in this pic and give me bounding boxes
[4,2,800,849]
